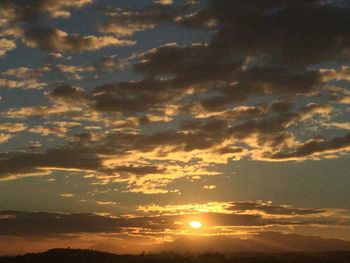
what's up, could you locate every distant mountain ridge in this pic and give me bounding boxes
[86,231,350,255]
[1,248,350,263]
[1,232,350,262]
[157,232,350,253]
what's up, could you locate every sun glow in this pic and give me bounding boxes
[188,220,202,229]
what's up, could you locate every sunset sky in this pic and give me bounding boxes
[0,0,350,255]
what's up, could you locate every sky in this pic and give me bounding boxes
[0,0,350,255]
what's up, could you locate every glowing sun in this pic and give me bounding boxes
[188,220,202,229]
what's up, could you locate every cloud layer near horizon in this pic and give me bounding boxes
[1,200,350,254]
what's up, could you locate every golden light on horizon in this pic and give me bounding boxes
[188,220,202,229]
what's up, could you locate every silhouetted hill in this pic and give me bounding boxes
[1,249,350,263]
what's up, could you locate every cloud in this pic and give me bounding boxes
[137,201,326,218]
[24,28,134,52]
[98,3,191,37]
[28,122,77,138]
[0,200,349,254]
[203,185,216,190]
[0,201,348,238]
[269,133,350,160]
[134,43,241,85]
[0,0,93,23]
[321,66,350,82]
[0,78,46,89]
[237,66,321,94]
[61,193,74,198]
[114,165,166,176]
[92,56,123,71]
[90,79,184,114]
[154,0,174,6]
[0,100,341,185]
[0,66,49,89]
[0,57,123,91]
[181,0,350,67]
[324,122,350,130]
[32,0,94,18]
[0,123,27,133]
[0,2,16,27]
[0,134,12,143]
[43,40,320,117]
[0,147,103,179]
[0,211,308,237]
[229,201,325,216]
[3,66,49,79]
[132,43,322,114]
[0,38,16,57]
[96,201,117,206]
[48,85,87,103]
[0,211,122,237]
[3,104,78,118]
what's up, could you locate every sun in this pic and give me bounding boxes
[188,220,202,229]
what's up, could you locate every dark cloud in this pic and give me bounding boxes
[0,140,173,179]
[106,0,345,119]
[229,201,325,215]
[134,43,242,84]
[228,113,299,139]
[183,0,350,66]
[217,147,244,155]
[237,67,321,94]
[270,100,293,113]
[90,79,178,114]
[48,85,86,102]
[132,44,322,114]
[57,41,323,116]
[0,148,102,178]
[269,133,350,160]
[0,0,93,23]
[0,211,121,237]
[0,209,325,238]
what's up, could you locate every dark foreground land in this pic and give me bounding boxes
[1,249,350,263]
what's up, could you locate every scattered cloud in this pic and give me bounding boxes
[0,123,27,133]
[0,38,16,57]
[0,0,93,23]
[98,3,191,37]
[24,28,134,52]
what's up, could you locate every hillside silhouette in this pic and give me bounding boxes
[1,249,350,263]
